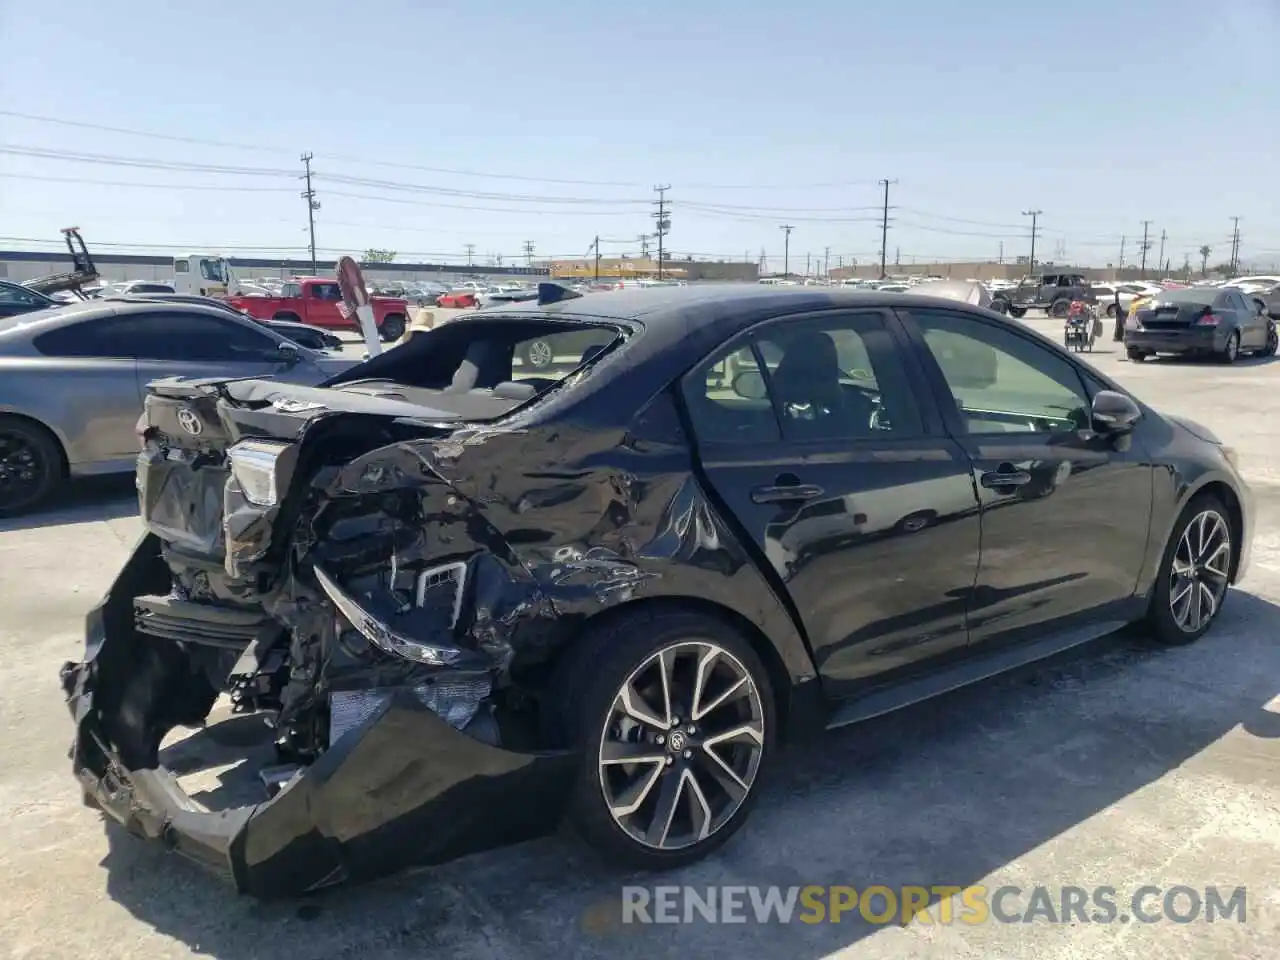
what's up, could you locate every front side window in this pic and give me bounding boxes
[909,309,1090,434]
[199,258,227,282]
[173,259,191,274]
[309,283,342,301]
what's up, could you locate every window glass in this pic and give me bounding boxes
[683,343,780,444]
[34,311,280,362]
[683,313,921,444]
[173,260,191,274]
[754,315,921,440]
[281,282,302,298]
[910,309,1090,434]
[309,282,342,300]
[0,284,45,306]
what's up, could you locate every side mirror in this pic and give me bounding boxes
[277,340,301,366]
[1091,389,1142,432]
[731,369,769,400]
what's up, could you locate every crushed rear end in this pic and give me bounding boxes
[59,363,595,895]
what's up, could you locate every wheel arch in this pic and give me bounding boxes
[554,594,824,744]
[0,410,71,479]
[1192,479,1245,582]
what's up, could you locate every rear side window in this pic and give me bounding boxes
[683,311,922,444]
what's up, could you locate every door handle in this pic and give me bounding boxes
[751,483,824,504]
[980,467,1032,489]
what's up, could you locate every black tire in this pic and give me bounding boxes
[550,607,775,871]
[0,416,64,517]
[522,338,555,369]
[1049,298,1071,319]
[1254,322,1278,357]
[1219,330,1240,364]
[272,312,302,323]
[1008,306,1027,319]
[1106,303,1118,318]
[378,313,406,342]
[1127,347,1147,362]
[1145,495,1234,645]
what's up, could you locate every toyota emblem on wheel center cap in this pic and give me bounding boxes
[176,407,203,436]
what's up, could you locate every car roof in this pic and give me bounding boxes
[481,284,1027,373]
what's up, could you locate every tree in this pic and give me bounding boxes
[362,249,397,263]
[1198,245,1211,277]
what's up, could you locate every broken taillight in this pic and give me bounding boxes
[1195,313,1222,326]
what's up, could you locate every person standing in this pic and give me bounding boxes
[1113,289,1125,342]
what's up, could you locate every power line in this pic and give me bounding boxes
[0,111,893,190]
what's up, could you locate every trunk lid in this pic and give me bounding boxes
[1138,301,1210,330]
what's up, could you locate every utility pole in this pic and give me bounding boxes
[878,178,896,279]
[464,243,475,267]
[1138,220,1153,278]
[300,153,319,275]
[1229,216,1241,275]
[1022,209,1042,275]
[805,251,811,277]
[998,240,1004,264]
[1157,230,1167,277]
[780,224,794,277]
[522,240,535,266]
[652,185,671,280]
[638,234,651,258]
[593,236,601,280]
[823,246,831,280]
[1118,235,1126,271]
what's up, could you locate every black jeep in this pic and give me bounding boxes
[991,272,1097,319]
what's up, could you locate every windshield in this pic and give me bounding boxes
[199,258,228,282]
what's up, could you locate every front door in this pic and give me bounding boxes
[898,306,1154,649]
[681,308,982,700]
[305,282,346,329]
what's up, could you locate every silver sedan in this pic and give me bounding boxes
[0,299,357,515]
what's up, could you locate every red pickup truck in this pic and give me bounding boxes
[227,278,409,342]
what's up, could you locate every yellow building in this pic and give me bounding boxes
[546,257,688,280]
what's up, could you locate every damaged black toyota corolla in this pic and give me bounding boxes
[62,284,1252,897]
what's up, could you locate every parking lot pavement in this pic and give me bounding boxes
[2,332,1278,959]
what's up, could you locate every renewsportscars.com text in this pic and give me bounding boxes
[620,884,1248,926]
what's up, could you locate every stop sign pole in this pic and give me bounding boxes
[335,255,382,356]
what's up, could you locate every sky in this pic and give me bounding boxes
[1,0,1277,273]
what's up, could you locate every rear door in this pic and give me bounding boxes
[897,305,1154,650]
[682,308,982,700]
[27,317,146,464]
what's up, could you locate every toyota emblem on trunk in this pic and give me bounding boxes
[176,407,203,436]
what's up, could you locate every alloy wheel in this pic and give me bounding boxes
[598,641,765,851]
[1169,509,1232,634]
[525,339,554,368]
[0,430,45,512]
[1226,333,1239,362]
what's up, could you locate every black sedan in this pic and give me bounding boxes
[1125,286,1278,362]
[61,285,1252,896]
[0,279,58,319]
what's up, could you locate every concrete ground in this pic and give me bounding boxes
[2,309,1279,959]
